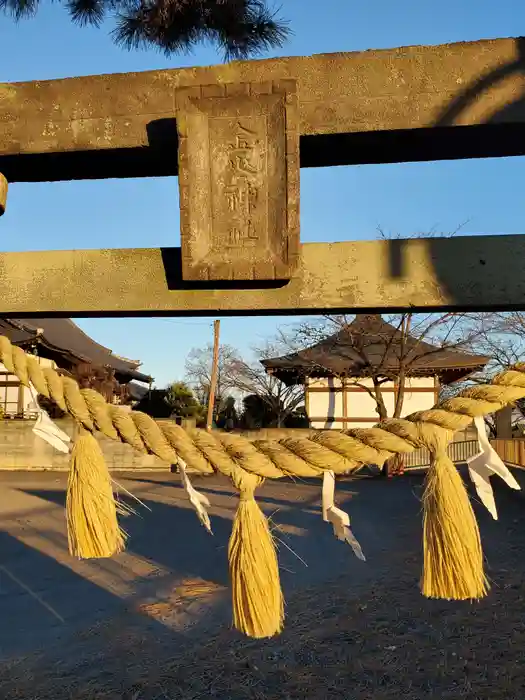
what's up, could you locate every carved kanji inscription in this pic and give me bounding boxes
[177,81,299,281]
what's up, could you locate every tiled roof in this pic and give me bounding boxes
[0,318,153,384]
[262,314,489,386]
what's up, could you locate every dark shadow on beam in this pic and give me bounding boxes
[0,146,177,183]
[300,122,525,168]
[427,236,493,309]
[389,36,525,306]
[159,248,289,291]
[4,123,525,183]
[387,239,405,280]
[435,36,525,128]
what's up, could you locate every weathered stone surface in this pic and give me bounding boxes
[177,81,299,281]
[0,235,522,315]
[0,37,524,180]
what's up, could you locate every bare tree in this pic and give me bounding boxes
[185,340,304,428]
[185,343,241,414]
[274,223,480,422]
[283,312,482,421]
[448,312,525,436]
[474,312,525,368]
[275,312,486,476]
[230,343,305,428]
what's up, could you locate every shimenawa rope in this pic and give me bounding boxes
[1,335,523,637]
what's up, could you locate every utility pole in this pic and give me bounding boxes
[206,320,221,431]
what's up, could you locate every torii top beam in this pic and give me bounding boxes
[1,36,524,183]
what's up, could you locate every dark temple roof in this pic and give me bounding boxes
[0,318,153,384]
[262,314,489,386]
[127,381,151,402]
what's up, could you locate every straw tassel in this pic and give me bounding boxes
[228,467,284,638]
[421,447,488,600]
[66,427,126,559]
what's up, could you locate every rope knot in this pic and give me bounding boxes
[231,465,263,499]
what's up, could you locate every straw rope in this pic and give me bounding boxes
[1,335,524,478]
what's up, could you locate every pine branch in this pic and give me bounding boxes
[1,0,290,60]
[112,0,290,60]
[0,0,39,19]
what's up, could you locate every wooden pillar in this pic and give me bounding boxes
[342,379,347,430]
[304,383,310,424]
[495,405,513,439]
[17,383,25,417]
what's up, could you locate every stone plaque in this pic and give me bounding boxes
[176,81,299,281]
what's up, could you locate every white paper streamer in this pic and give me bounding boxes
[178,458,212,534]
[30,385,71,454]
[322,470,365,561]
[466,414,521,520]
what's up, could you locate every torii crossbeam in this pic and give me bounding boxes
[1,36,525,315]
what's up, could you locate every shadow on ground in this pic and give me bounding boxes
[0,470,525,698]
[21,471,423,596]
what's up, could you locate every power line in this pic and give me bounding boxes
[155,319,214,327]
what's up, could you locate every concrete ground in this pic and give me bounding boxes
[0,469,524,698]
[0,470,386,658]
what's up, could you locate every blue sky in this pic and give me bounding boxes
[1,0,524,387]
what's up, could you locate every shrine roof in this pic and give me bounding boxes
[262,314,489,386]
[0,318,153,384]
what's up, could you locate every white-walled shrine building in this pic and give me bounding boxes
[262,314,489,430]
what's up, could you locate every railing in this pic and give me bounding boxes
[490,439,525,468]
[403,440,479,469]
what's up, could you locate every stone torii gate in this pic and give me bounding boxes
[0,35,525,316]
[1,36,525,642]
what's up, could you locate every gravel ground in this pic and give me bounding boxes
[0,469,524,698]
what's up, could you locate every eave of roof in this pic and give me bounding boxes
[262,315,489,386]
[1,318,154,383]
